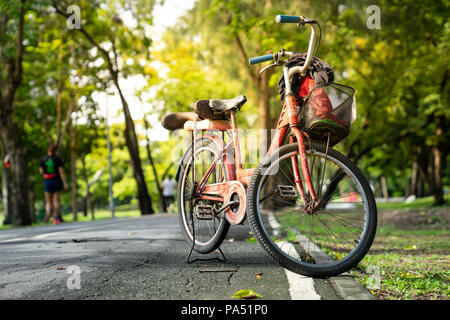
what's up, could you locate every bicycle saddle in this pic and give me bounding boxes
[209,95,247,111]
[161,95,247,131]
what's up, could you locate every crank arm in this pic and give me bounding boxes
[215,200,239,215]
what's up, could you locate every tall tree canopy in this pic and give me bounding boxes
[154,0,449,204]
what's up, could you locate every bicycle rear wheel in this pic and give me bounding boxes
[247,142,377,277]
[178,136,230,254]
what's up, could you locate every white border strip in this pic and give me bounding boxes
[267,212,320,300]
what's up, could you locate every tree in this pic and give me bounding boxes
[324,0,450,205]
[52,0,156,214]
[0,0,31,225]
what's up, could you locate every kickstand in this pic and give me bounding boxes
[185,209,227,264]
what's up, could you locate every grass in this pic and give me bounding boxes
[376,194,450,210]
[356,195,450,300]
[352,252,449,300]
[63,207,142,222]
[271,197,449,300]
[350,222,450,300]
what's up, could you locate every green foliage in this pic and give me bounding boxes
[156,0,450,199]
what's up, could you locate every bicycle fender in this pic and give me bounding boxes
[175,143,193,182]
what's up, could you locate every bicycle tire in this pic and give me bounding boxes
[178,136,230,254]
[247,142,377,277]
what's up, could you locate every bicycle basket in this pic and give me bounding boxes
[299,82,356,146]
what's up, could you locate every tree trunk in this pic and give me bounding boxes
[414,142,445,204]
[142,111,165,212]
[114,80,154,214]
[231,28,273,150]
[416,173,424,198]
[106,108,115,217]
[55,44,64,150]
[0,0,30,226]
[319,169,346,208]
[70,136,78,220]
[431,146,444,205]
[415,146,432,197]
[257,70,273,155]
[430,115,447,205]
[90,198,95,221]
[427,151,435,196]
[81,155,92,219]
[410,160,418,196]
[28,179,35,223]
[375,180,382,198]
[1,142,13,225]
[68,96,78,221]
[0,116,31,226]
[381,176,389,200]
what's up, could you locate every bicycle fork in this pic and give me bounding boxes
[285,94,318,206]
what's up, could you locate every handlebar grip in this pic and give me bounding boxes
[276,15,301,23]
[248,54,274,65]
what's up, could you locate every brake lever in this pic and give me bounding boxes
[258,52,286,79]
[258,62,278,78]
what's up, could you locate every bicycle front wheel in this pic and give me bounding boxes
[247,142,377,277]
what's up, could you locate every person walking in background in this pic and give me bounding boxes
[162,175,176,213]
[39,144,68,224]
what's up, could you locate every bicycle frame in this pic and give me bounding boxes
[192,95,317,207]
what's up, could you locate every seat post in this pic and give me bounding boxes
[229,110,238,130]
[229,110,243,169]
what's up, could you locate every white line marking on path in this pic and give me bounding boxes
[0,225,103,243]
[267,212,321,300]
[0,237,28,243]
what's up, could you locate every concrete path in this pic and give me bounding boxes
[0,214,375,300]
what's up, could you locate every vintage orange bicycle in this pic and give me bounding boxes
[162,15,377,277]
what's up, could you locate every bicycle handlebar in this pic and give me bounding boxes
[275,15,301,23]
[249,14,320,89]
[248,53,274,65]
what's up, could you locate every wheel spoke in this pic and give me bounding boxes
[248,143,376,276]
[178,139,229,253]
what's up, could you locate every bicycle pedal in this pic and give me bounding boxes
[195,205,215,220]
[276,185,298,200]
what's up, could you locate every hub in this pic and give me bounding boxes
[304,200,321,215]
[229,193,240,213]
